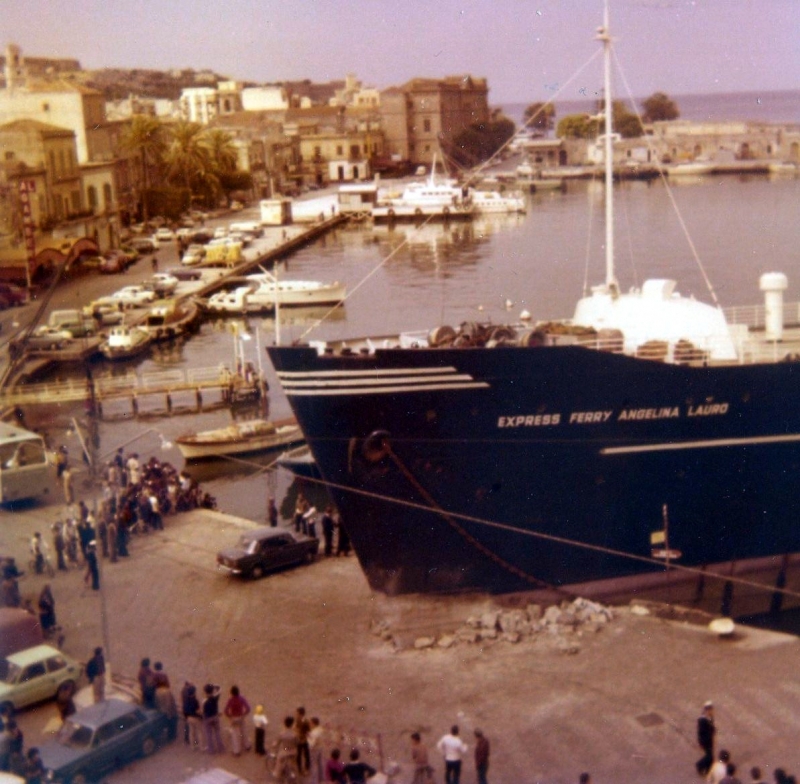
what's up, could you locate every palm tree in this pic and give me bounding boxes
[165,121,214,207]
[120,116,165,226]
[204,129,238,175]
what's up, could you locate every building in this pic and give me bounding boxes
[180,82,245,124]
[380,75,490,166]
[241,86,289,112]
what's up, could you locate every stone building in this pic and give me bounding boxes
[380,75,490,166]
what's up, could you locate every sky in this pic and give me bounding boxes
[1,0,798,105]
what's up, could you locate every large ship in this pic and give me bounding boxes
[268,7,800,613]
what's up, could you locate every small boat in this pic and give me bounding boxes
[99,325,153,361]
[276,443,321,479]
[470,189,526,214]
[373,166,474,223]
[198,274,346,315]
[175,417,304,460]
[668,160,715,177]
[141,298,200,342]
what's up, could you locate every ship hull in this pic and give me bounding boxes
[268,343,800,608]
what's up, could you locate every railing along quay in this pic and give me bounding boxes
[0,365,266,417]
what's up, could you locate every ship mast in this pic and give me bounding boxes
[597,0,618,294]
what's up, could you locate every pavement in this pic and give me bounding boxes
[3,497,800,784]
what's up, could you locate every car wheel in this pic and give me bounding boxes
[71,772,88,784]
[141,736,156,757]
[250,565,264,580]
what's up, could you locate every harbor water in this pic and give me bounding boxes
[38,174,800,560]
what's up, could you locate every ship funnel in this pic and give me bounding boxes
[759,272,788,341]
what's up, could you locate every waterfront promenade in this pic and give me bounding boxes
[3,497,800,784]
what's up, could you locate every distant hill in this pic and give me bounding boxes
[80,67,232,101]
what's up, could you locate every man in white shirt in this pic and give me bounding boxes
[437,724,468,784]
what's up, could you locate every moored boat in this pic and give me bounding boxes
[99,325,153,361]
[276,443,321,479]
[141,298,200,342]
[175,417,304,460]
[266,7,800,615]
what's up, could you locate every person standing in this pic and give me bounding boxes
[30,532,45,574]
[709,750,732,784]
[37,585,56,634]
[202,684,224,754]
[437,725,468,784]
[182,683,203,751]
[696,702,716,776]
[473,729,490,784]
[224,685,251,755]
[86,647,106,703]
[108,519,118,563]
[84,542,100,590]
[411,732,433,784]
[295,706,311,774]
[138,658,156,709]
[343,748,376,784]
[52,523,67,571]
[268,497,278,527]
[253,705,268,756]
[325,748,346,783]
[322,506,335,556]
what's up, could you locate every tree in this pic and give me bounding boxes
[204,129,238,175]
[593,100,644,139]
[446,118,516,168]
[556,114,599,140]
[164,121,215,209]
[120,116,165,226]
[523,102,556,133]
[641,92,680,123]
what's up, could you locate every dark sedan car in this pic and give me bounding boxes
[39,698,172,783]
[0,283,27,309]
[217,527,319,579]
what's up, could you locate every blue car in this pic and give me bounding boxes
[39,698,172,783]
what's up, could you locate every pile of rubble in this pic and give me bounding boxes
[371,597,616,654]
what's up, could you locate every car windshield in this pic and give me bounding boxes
[0,660,20,683]
[237,536,259,554]
[58,721,93,749]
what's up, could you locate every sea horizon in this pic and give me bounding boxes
[499,88,800,127]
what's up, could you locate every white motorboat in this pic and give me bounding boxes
[99,325,153,361]
[176,417,304,460]
[470,190,526,214]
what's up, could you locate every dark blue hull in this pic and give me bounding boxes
[268,343,800,599]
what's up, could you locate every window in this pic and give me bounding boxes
[423,119,431,132]
[88,185,98,211]
[103,183,112,209]
[21,662,46,682]
[336,145,343,156]
[46,655,67,673]
[4,152,13,161]
[96,722,120,744]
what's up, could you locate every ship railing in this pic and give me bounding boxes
[723,301,800,329]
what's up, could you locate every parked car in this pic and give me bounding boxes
[148,273,179,297]
[39,698,173,784]
[190,229,214,244]
[83,302,124,327]
[119,245,140,265]
[0,283,27,309]
[181,245,207,266]
[217,527,319,579]
[99,252,128,274]
[110,285,157,308]
[153,227,175,243]
[129,237,157,254]
[165,267,202,282]
[47,310,97,338]
[24,326,73,351]
[213,226,228,239]
[0,644,83,713]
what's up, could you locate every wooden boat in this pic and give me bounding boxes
[175,417,304,460]
[99,325,153,361]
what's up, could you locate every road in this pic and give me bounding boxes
[4,498,800,784]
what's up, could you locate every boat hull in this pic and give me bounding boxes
[176,421,303,460]
[268,342,800,609]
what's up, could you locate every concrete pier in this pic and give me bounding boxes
[3,502,799,784]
